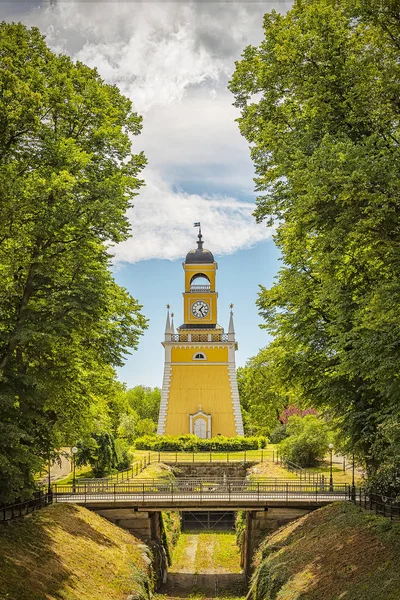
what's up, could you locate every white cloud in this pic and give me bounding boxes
[112,169,273,263]
[139,88,249,167]
[33,1,229,113]
[74,13,227,113]
[9,1,280,264]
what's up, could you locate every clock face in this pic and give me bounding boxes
[191,300,209,319]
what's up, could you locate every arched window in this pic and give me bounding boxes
[190,273,210,293]
[193,352,206,360]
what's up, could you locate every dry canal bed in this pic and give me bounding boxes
[156,531,246,600]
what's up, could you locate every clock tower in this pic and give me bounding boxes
[157,227,244,438]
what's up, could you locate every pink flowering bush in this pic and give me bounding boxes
[279,404,318,424]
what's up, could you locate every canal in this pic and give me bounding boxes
[155,531,246,599]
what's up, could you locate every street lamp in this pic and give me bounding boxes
[351,453,356,501]
[328,443,334,491]
[47,453,52,495]
[71,446,78,493]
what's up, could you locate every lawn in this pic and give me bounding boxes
[135,447,276,464]
[54,464,94,485]
[247,456,363,485]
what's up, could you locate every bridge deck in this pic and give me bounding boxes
[53,479,353,510]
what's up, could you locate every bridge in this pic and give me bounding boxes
[52,477,355,579]
[52,478,354,510]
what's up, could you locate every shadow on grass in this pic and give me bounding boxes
[0,504,116,600]
[53,504,117,547]
[0,511,72,600]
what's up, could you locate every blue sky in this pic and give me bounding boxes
[2,0,292,388]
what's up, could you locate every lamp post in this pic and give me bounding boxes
[351,453,356,501]
[47,453,52,495]
[71,446,78,493]
[328,443,334,492]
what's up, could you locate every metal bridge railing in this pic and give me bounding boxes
[52,479,352,504]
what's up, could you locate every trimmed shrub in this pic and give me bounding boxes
[134,434,267,451]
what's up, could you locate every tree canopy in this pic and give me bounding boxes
[0,22,147,502]
[229,0,400,481]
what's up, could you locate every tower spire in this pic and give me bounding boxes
[228,304,235,341]
[170,312,175,334]
[165,305,172,340]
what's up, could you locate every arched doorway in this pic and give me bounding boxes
[190,408,212,438]
[193,417,207,439]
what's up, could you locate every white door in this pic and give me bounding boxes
[194,417,207,439]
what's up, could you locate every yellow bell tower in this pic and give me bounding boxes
[157,226,244,438]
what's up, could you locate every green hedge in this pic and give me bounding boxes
[134,434,267,451]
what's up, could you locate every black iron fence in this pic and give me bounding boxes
[148,449,269,464]
[352,489,400,520]
[1,489,52,522]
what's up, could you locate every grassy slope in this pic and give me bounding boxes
[0,504,152,600]
[138,463,176,481]
[252,502,400,600]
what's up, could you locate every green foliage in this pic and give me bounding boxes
[269,423,288,444]
[134,434,266,451]
[0,23,147,501]
[124,386,161,422]
[229,0,400,472]
[161,511,181,565]
[279,415,329,467]
[237,346,296,436]
[114,437,131,471]
[77,433,119,478]
[135,418,157,437]
[235,510,246,548]
[117,413,139,444]
[115,386,159,443]
[366,419,400,497]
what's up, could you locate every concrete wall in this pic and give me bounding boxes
[93,507,159,539]
[168,462,255,478]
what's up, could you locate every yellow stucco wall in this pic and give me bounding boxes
[184,263,216,291]
[171,346,228,362]
[164,364,237,437]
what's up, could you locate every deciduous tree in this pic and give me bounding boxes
[229,0,400,472]
[0,23,147,501]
